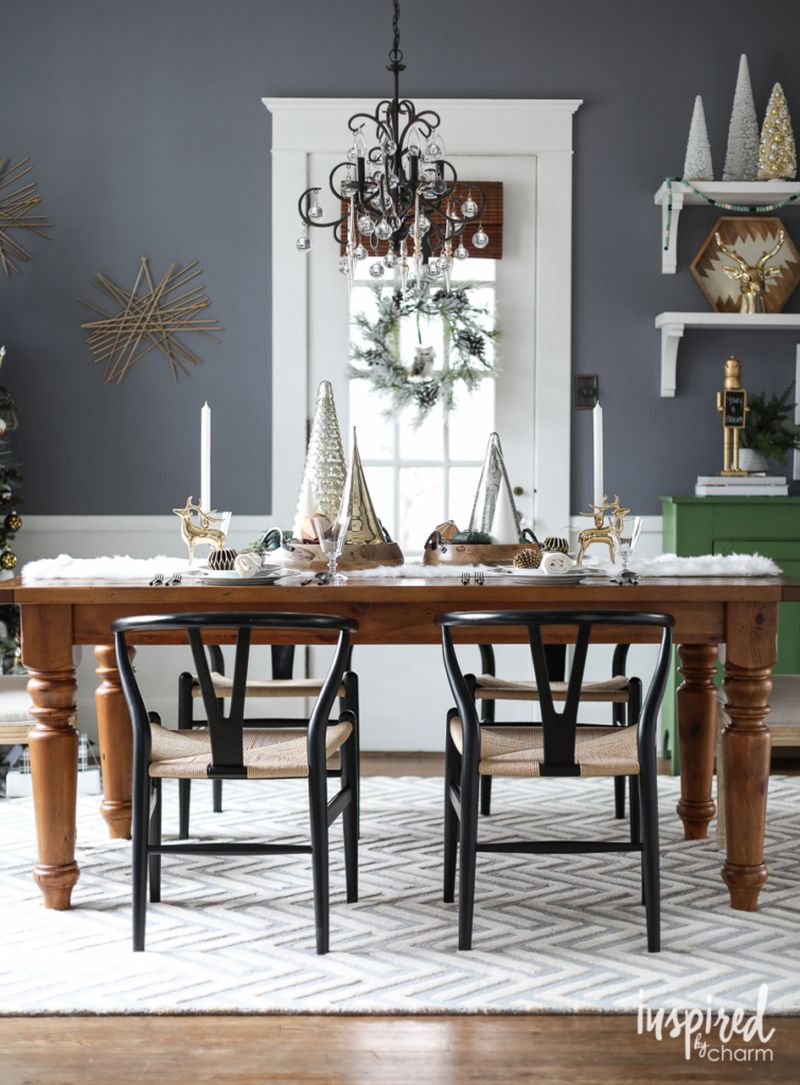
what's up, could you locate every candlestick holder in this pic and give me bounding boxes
[576,495,630,566]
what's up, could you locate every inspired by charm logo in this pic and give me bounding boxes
[637,984,776,1062]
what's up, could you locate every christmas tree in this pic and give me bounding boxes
[723,54,760,182]
[0,347,23,672]
[683,95,714,180]
[759,83,797,180]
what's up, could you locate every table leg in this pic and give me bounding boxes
[675,643,718,840]
[721,602,776,911]
[22,604,80,909]
[95,645,134,840]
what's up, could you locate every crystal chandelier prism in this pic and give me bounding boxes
[296,0,488,293]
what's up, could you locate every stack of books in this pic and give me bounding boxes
[695,475,789,497]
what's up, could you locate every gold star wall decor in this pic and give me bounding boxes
[79,257,223,385]
[0,157,54,277]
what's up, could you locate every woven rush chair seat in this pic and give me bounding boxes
[192,673,345,699]
[449,718,640,778]
[149,719,352,780]
[473,673,631,703]
[438,609,673,953]
[114,611,359,955]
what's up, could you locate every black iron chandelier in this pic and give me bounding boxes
[296,0,488,293]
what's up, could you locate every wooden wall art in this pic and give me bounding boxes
[691,216,800,314]
[0,157,54,277]
[79,257,223,385]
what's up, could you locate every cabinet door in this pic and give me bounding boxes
[714,538,800,673]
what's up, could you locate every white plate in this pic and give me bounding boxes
[184,569,283,584]
[500,565,584,578]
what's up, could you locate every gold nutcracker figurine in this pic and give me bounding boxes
[716,356,749,476]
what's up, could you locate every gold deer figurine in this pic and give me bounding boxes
[173,496,227,564]
[576,495,630,566]
[715,229,785,314]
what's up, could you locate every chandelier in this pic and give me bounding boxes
[295,0,488,293]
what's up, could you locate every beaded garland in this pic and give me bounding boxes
[662,176,800,252]
[349,278,498,420]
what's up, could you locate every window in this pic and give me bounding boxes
[349,258,497,554]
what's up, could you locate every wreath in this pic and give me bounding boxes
[349,279,498,419]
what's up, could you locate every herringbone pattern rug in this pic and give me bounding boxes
[1,776,798,1014]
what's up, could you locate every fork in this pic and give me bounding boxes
[149,573,165,587]
[475,571,485,585]
[167,573,182,586]
[461,572,472,585]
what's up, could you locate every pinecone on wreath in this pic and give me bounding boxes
[415,381,440,410]
[458,331,485,358]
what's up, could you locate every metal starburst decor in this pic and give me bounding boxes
[79,257,223,385]
[0,157,54,277]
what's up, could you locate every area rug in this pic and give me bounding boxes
[1,776,798,1015]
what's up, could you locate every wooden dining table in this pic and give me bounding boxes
[5,572,796,915]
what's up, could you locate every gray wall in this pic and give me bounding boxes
[2,0,800,516]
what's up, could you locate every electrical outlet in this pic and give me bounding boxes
[575,373,598,410]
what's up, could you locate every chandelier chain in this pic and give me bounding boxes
[389,0,402,65]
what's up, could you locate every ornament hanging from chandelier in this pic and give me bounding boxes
[295,0,488,294]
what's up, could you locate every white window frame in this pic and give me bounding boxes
[263,97,582,532]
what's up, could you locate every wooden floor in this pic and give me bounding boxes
[1,1014,797,1084]
[3,754,798,1085]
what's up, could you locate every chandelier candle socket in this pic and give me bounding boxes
[295,0,487,294]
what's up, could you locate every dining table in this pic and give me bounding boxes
[5,572,797,916]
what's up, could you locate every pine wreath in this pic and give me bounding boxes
[349,279,498,419]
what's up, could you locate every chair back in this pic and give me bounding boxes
[113,612,356,777]
[438,610,673,776]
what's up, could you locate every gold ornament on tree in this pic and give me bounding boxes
[292,381,347,539]
[4,511,22,533]
[337,429,386,545]
[758,83,797,180]
[0,549,17,570]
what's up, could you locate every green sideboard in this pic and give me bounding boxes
[660,495,800,771]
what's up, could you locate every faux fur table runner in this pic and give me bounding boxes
[21,551,781,582]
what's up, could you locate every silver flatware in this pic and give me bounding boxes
[167,573,182,586]
[149,573,165,586]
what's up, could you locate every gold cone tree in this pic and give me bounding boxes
[337,429,386,545]
[759,83,797,180]
[292,381,347,539]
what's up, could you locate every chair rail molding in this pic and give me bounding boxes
[263,97,582,535]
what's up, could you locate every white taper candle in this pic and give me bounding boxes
[592,401,604,510]
[200,402,211,511]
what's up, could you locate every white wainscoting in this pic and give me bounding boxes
[16,515,665,750]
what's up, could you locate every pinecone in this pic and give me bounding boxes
[415,381,440,409]
[513,548,542,569]
[543,536,570,554]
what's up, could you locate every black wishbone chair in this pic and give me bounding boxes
[438,610,673,953]
[474,642,640,822]
[113,612,359,955]
[176,642,358,838]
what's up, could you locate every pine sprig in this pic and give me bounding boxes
[349,279,498,421]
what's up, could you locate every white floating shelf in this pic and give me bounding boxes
[655,312,800,396]
[654,181,800,273]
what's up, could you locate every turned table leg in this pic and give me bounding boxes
[95,644,134,840]
[22,604,80,909]
[721,602,776,911]
[676,643,718,840]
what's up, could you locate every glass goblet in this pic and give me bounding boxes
[312,515,350,584]
[615,515,643,582]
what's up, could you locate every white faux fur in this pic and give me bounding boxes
[21,550,782,582]
[22,554,192,581]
